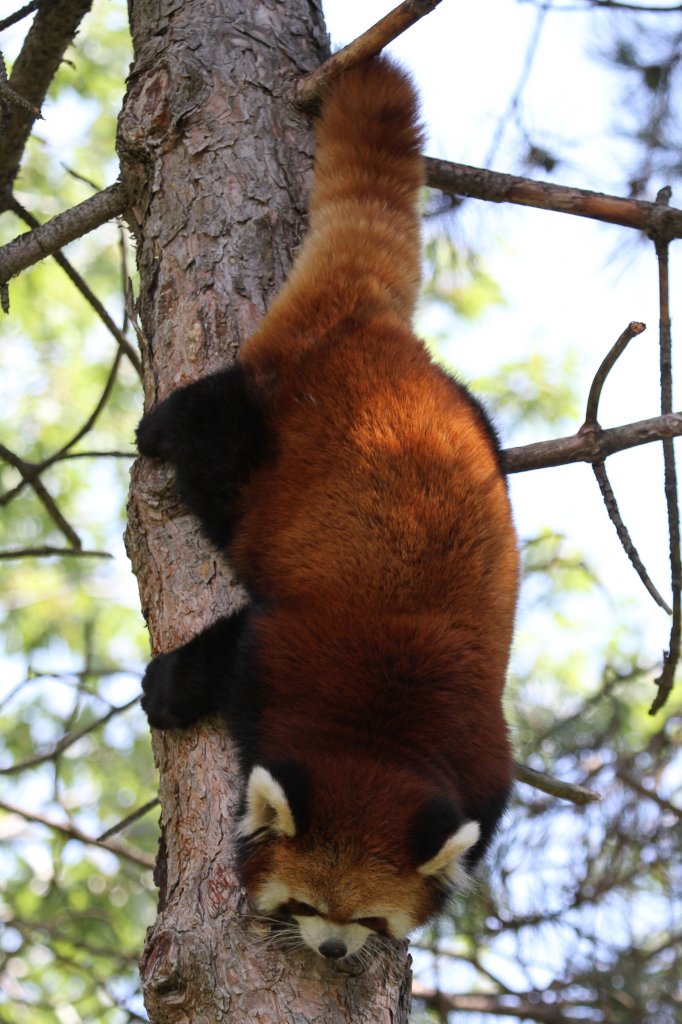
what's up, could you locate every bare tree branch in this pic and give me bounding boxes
[485,1,549,166]
[0,343,125,549]
[514,762,601,805]
[0,798,154,869]
[593,460,672,613]
[0,0,94,202]
[98,798,160,842]
[617,768,682,818]
[0,2,41,34]
[0,350,133,510]
[11,915,140,966]
[295,0,446,108]
[0,182,128,284]
[577,321,673,613]
[0,52,41,123]
[44,449,135,461]
[0,546,113,560]
[650,235,681,714]
[0,440,84,547]
[547,0,682,10]
[503,410,682,473]
[0,696,140,775]
[9,197,142,377]
[583,321,647,429]
[8,136,680,263]
[425,156,682,239]
[412,984,593,1023]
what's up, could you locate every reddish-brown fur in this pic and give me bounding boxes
[236,60,518,924]
[139,57,519,957]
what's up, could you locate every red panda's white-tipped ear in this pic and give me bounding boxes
[417,820,480,886]
[237,765,297,839]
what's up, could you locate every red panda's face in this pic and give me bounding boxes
[236,765,483,961]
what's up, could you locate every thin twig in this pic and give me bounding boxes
[44,450,135,462]
[582,321,647,428]
[503,410,682,473]
[528,0,682,11]
[0,798,154,869]
[11,915,140,965]
[592,460,672,613]
[60,162,102,191]
[650,235,681,714]
[0,546,113,559]
[617,768,682,818]
[0,66,42,120]
[0,349,130,512]
[411,983,586,1023]
[0,450,137,509]
[51,349,124,463]
[8,198,142,377]
[0,2,41,33]
[576,0,682,10]
[485,1,549,166]
[514,762,600,805]
[0,182,127,284]
[0,697,140,775]
[424,157,682,239]
[0,440,83,547]
[0,0,93,199]
[43,449,135,461]
[295,0,446,109]
[577,320,670,612]
[124,275,148,355]
[98,798,160,841]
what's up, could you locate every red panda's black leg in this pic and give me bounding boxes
[141,605,255,732]
[136,365,272,551]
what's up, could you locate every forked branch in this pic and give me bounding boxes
[576,321,673,615]
[503,411,682,473]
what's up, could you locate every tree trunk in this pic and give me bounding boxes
[118,1,412,1019]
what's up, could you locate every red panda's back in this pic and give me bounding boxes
[233,313,518,689]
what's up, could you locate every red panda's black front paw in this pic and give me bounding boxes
[141,650,199,729]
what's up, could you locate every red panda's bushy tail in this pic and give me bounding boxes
[309,57,425,318]
[241,57,425,369]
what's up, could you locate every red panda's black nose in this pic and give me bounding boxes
[318,938,347,960]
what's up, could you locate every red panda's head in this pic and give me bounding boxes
[236,761,499,961]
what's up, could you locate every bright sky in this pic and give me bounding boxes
[326,0,681,671]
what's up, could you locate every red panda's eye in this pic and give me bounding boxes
[289,900,318,917]
[356,917,387,932]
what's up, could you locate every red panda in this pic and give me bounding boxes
[137,56,519,962]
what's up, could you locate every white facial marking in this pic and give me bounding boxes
[254,881,410,957]
[236,765,297,840]
[296,916,371,958]
[253,878,292,913]
[350,907,415,939]
[417,819,480,889]
[383,910,416,939]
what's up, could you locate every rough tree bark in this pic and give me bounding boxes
[118,1,412,1020]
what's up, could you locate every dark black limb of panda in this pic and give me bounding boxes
[136,364,272,551]
[141,607,257,741]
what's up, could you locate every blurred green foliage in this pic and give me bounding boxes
[0,2,680,1024]
[1,4,154,1022]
